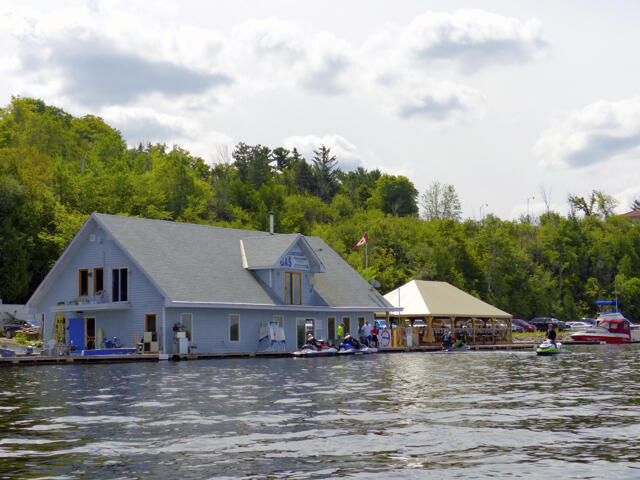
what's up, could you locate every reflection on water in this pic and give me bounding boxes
[2,346,640,479]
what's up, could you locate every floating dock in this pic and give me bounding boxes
[0,343,544,367]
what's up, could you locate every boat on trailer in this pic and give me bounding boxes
[570,300,640,344]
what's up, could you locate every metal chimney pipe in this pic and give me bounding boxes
[269,211,274,235]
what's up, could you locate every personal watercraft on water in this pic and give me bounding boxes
[536,339,563,355]
[442,343,471,353]
[337,343,377,355]
[292,344,338,357]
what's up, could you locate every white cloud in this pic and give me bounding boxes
[229,19,355,95]
[283,134,362,171]
[389,79,487,122]
[402,9,547,72]
[0,1,551,178]
[535,96,640,168]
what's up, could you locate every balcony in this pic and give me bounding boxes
[50,291,131,313]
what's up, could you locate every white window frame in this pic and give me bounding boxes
[327,316,336,341]
[111,266,129,302]
[229,314,240,342]
[343,316,351,335]
[180,313,193,341]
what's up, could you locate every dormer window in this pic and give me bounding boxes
[285,271,301,305]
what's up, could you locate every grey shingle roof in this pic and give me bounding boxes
[241,234,300,269]
[94,214,392,309]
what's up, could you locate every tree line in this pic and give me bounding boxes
[1,97,640,322]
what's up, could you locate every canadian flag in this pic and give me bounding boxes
[353,233,368,249]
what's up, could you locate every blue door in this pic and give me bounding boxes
[68,317,85,351]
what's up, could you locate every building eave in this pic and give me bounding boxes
[166,300,394,313]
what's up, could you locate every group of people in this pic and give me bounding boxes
[442,329,468,350]
[302,320,380,351]
[358,320,379,348]
[305,320,560,352]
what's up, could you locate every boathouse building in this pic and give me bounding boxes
[24,214,393,355]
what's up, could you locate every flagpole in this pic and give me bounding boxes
[365,230,368,281]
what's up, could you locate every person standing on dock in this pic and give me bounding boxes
[361,320,373,346]
[546,323,557,346]
[336,322,344,347]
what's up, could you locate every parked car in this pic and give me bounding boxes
[375,320,387,330]
[579,317,597,327]
[0,314,30,339]
[529,317,565,332]
[512,318,535,333]
[512,324,525,333]
[566,321,592,331]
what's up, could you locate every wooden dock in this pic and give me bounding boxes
[0,343,544,367]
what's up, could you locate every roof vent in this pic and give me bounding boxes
[269,211,274,235]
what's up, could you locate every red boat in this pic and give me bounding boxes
[570,300,640,344]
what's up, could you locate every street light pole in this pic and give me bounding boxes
[479,203,488,224]
[527,196,535,223]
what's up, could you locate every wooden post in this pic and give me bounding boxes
[507,318,513,343]
[426,316,434,343]
[491,318,496,344]
[469,317,474,345]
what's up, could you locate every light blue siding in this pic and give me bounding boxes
[165,308,374,353]
[35,222,165,351]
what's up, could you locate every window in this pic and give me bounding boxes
[78,269,89,297]
[343,317,351,335]
[284,271,301,304]
[112,267,128,302]
[273,315,284,328]
[328,316,336,341]
[93,268,104,295]
[145,314,157,332]
[358,316,365,333]
[180,313,193,341]
[229,314,240,342]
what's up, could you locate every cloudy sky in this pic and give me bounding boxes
[3,0,640,219]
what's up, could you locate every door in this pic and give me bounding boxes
[296,318,305,348]
[144,314,158,353]
[85,317,96,350]
[68,317,85,351]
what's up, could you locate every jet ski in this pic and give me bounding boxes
[337,343,377,355]
[536,339,563,355]
[442,343,471,353]
[292,343,338,357]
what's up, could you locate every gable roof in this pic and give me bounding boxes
[241,234,325,272]
[384,280,511,318]
[27,214,392,311]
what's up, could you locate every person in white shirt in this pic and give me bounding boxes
[361,320,373,346]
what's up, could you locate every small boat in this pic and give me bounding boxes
[292,346,337,357]
[337,344,377,355]
[292,342,338,357]
[536,340,563,355]
[442,343,471,353]
[570,300,640,344]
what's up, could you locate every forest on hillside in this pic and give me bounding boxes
[2,97,640,322]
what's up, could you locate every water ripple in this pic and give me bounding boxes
[1,347,640,478]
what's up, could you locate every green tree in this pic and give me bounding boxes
[311,145,340,203]
[368,174,418,216]
[421,180,462,221]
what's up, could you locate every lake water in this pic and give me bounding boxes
[1,346,640,479]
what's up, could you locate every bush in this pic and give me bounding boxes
[14,332,28,345]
